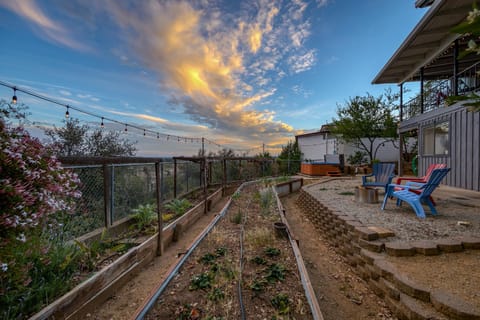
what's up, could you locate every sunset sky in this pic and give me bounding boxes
[0,0,427,156]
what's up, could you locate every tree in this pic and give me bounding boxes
[277,140,302,174]
[45,119,88,156]
[331,92,398,164]
[44,118,136,157]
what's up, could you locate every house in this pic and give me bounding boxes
[372,0,480,191]
[295,124,400,165]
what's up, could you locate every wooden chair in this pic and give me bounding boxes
[381,168,450,219]
[362,163,396,193]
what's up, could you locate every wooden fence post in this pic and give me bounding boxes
[155,161,164,256]
[103,164,112,227]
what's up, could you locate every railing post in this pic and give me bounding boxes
[453,39,459,96]
[399,83,404,121]
[155,161,164,256]
[420,67,425,113]
[103,164,112,228]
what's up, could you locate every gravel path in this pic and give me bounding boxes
[303,177,480,241]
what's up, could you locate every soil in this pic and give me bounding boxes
[282,192,396,320]
[145,183,313,319]
[90,182,398,319]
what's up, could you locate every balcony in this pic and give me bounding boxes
[402,61,480,121]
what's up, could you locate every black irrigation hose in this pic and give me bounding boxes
[237,188,254,320]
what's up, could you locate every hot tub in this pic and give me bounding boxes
[301,162,341,176]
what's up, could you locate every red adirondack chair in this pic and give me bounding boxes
[394,163,447,205]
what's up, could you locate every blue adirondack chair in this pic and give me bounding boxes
[362,163,396,192]
[381,168,451,219]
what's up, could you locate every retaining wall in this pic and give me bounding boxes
[296,186,480,320]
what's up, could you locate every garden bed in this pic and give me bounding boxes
[140,180,316,319]
[29,187,225,320]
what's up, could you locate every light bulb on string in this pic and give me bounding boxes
[65,106,70,119]
[11,87,17,104]
[101,117,104,128]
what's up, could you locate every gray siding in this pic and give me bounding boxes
[416,106,480,191]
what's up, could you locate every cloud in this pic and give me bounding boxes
[97,0,305,144]
[288,50,316,73]
[0,0,90,51]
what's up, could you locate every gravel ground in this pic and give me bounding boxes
[304,177,480,241]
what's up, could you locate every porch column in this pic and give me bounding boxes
[453,39,459,95]
[398,131,403,177]
[420,67,425,113]
[399,83,404,121]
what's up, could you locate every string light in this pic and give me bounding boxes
[11,87,17,104]
[0,80,245,151]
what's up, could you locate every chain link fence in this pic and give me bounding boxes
[61,157,302,239]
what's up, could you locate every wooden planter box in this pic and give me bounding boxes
[30,188,224,320]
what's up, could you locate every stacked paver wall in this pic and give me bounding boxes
[296,187,480,320]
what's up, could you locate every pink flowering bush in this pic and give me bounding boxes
[0,120,81,235]
[0,112,85,318]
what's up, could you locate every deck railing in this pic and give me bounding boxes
[402,61,480,121]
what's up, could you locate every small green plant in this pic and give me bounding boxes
[265,263,286,283]
[130,204,157,231]
[200,252,217,265]
[189,272,214,290]
[251,256,267,265]
[231,191,241,200]
[164,198,192,217]
[271,293,290,315]
[230,210,243,224]
[338,191,355,196]
[207,287,225,301]
[249,278,267,294]
[264,247,281,257]
[215,247,227,257]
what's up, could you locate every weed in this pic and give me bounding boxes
[338,191,355,196]
[264,247,281,257]
[271,293,290,315]
[251,256,267,265]
[245,227,274,248]
[189,272,214,290]
[259,188,273,215]
[230,210,242,224]
[265,263,286,283]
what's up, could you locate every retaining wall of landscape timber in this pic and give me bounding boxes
[30,187,224,320]
[296,186,480,320]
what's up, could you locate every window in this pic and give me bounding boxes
[422,122,449,156]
